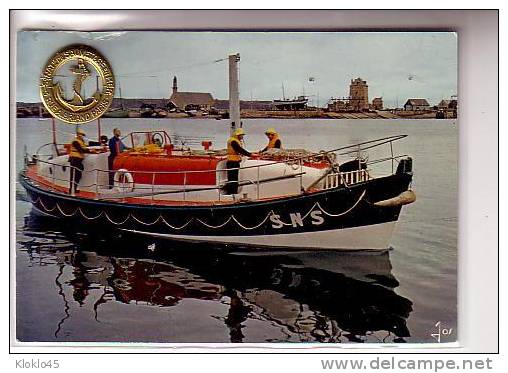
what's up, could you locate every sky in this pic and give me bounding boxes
[16,31,457,108]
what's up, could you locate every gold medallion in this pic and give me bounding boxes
[39,45,115,124]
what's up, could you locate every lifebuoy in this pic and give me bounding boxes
[114,168,135,193]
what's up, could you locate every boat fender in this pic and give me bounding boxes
[374,190,416,207]
[114,169,135,193]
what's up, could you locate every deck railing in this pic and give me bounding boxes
[322,169,371,190]
[27,135,408,202]
[28,158,310,202]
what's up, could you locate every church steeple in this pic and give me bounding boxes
[172,76,178,95]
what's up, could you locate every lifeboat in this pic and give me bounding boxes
[18,52,415,251]
[19,126,415,251]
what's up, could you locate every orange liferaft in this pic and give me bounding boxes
[113,153,221,185]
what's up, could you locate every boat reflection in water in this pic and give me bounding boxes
[18,212,413,343]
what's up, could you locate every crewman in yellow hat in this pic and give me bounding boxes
[68,127,94,195]
[261,128,282,153]
[225,128,254,194]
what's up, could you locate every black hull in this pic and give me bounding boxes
[19,170,412,248]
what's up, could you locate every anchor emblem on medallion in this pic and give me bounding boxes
[39,45,115,124]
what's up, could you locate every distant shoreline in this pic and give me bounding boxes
[239,110,443,120]
[16,109,454,120]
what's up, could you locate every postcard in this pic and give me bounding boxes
[15,30,458,344]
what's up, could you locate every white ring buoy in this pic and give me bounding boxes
[114,169,135,193]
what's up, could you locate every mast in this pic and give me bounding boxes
[51,117,57,145]
[119,80,125,110]
[228,53,241,135]
[282,83,286,101]
[96,76,101,141]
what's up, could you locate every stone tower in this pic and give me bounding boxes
[349,78,369,111]
[172,76,178,95]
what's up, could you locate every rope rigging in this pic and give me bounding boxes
[51,55,231,100]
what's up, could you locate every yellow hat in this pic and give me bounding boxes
[234,128,245,136]
[76,128,86,136]
[265,128,277,135]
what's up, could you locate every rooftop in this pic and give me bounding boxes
[169,92,214,109]
[405,98,430,106]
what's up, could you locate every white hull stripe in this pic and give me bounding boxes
[121,222,397,251]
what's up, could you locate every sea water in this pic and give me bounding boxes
[14,117,457,343]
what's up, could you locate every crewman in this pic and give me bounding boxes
[225,128,253,195]
[68,128,93,195]
[260,128,282,152]
[108,128,129,188]
[99,135,109,147]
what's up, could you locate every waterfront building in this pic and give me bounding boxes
[404,98,430,111]
[327,99,347,112]
[371,97,383,110]
[436,96,458,118]
[326,77,372,113]
[349,78,369,111]
[169,76,215,111]
[437,99,451,110]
